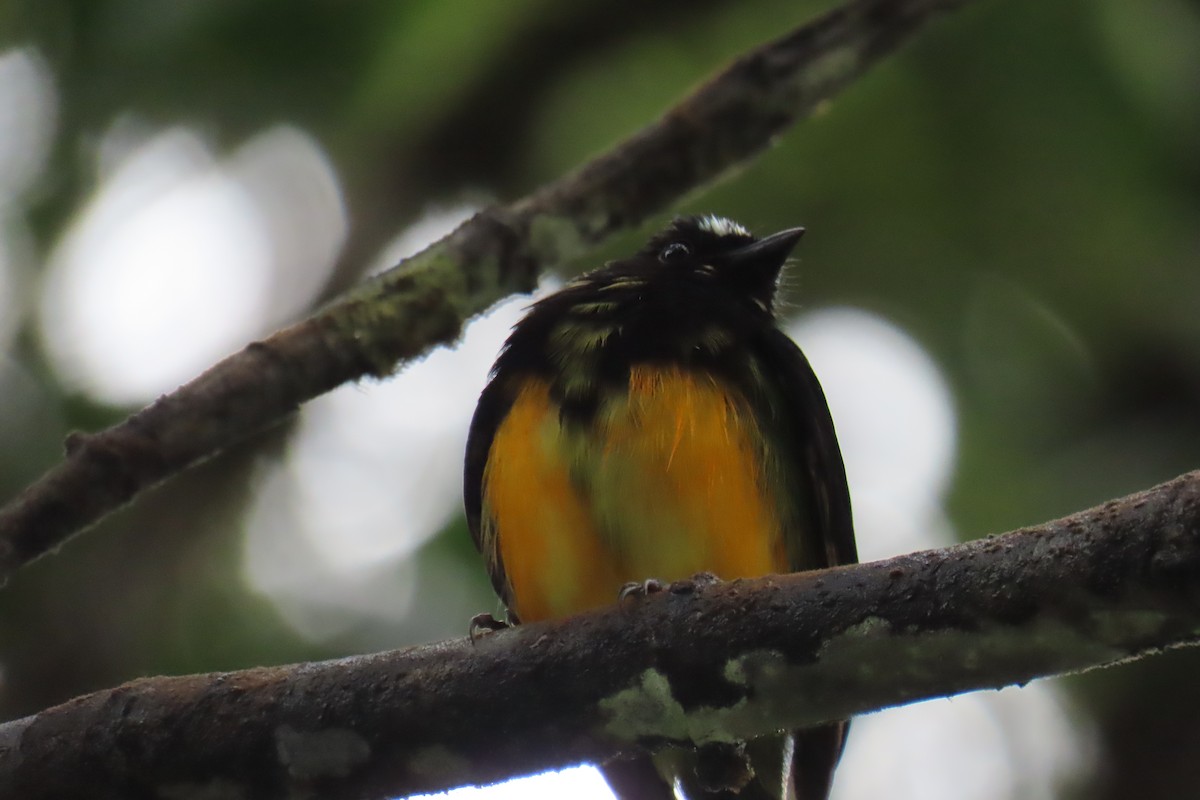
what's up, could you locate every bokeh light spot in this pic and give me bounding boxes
[0,46,57,351]
[408,764,616,800]
[837,683,1092,800]
[40,128,273,404]
[0,47,56,205]
[789,307,958,559]
[39,123,345,406]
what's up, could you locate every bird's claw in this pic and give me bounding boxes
[468,612,510,643]
[618,578,664,602]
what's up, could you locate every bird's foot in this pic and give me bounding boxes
[619,573,725,603]
[468,612,511,643]
[618,578,665,602]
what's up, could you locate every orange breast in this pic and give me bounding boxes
[483,367,786,622]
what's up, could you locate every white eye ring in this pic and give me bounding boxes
[659,242,691,263]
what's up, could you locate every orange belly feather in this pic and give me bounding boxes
[484,367,786,622]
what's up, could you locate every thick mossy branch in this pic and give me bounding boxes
[0,0,975,581]
[2,472,1198,800]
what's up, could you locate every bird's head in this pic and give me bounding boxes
[637,215,805,314]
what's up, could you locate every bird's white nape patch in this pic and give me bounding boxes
[696,215,750,238]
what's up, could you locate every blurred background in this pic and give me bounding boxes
[1,0,1199,798]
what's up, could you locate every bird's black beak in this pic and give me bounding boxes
[721,227,806,269]
[710,226,804,311]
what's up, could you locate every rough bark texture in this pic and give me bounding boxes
[0,0,974,582]
[2,471,1198,800]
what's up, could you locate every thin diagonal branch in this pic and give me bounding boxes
[0,0,975,580]
[2,471,1198,800]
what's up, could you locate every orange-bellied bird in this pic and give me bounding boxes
[464,215,857,799]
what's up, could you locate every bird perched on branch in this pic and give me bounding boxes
[464,215,857,799]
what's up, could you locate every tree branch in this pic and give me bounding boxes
[3,471,1198,800]
[0,0,976,582]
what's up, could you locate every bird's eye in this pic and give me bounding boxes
[659,242,691,264]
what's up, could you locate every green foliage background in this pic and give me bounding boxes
[2,0,1199,797]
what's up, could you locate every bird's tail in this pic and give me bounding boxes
[602,723,848,800]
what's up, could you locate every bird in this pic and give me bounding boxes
[463,214,857,799]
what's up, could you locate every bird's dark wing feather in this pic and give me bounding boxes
[753,327,856,800]
[755,327,857,570]
[463,373,519,612]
